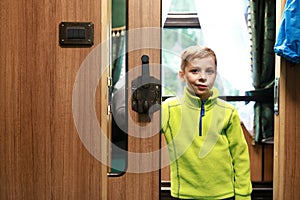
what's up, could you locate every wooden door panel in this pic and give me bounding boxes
[0,0,108,199]
[274,0,300,199]
[108,0,161,199]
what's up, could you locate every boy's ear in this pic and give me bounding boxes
[178,70,185,82]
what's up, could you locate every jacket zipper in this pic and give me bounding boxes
[199,100,205,136]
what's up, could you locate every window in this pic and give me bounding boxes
[162,0,255,134]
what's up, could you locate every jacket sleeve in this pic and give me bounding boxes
[226,108,252,199]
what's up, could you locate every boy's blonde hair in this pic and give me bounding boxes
[180,46,217,70]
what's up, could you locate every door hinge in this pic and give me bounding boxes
[107,77,112,115]
[274,77,279,116]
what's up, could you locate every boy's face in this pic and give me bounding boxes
[179,56,217,99]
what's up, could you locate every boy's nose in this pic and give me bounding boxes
[198,73,207,80]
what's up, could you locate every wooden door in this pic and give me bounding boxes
[0,0,109,199]
[274,0,300,199]
[108,0,161,199]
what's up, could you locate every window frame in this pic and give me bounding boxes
[162,12,273,104]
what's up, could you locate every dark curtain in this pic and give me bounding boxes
[112,30,125,88]
[249,0,276,143]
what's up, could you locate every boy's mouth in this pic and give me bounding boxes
[195,84,207,90]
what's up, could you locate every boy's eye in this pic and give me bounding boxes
[206,69,215,74]
[189,68,215,75]
[190,69,200,73]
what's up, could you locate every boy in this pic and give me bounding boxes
[161,46,252,199]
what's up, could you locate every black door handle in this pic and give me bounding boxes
[131,55,161,121]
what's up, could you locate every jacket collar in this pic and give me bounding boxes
[183,87,219,110]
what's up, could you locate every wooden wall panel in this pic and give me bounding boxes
[274,62,300,200]
[263,144,273,182]
[0,0,108,199]
[243,123,273,182]
[274,1,300,199]
[0,1,22,199]
[274,0,300,198]
[242,124,263,182]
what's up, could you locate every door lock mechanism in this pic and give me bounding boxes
[131,55,161,119]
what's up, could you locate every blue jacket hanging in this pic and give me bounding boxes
[274,0,300,63]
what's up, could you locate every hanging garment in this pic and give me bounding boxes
[274,0,300,63]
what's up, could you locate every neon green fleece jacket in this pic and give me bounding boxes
[161,87,252,200]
